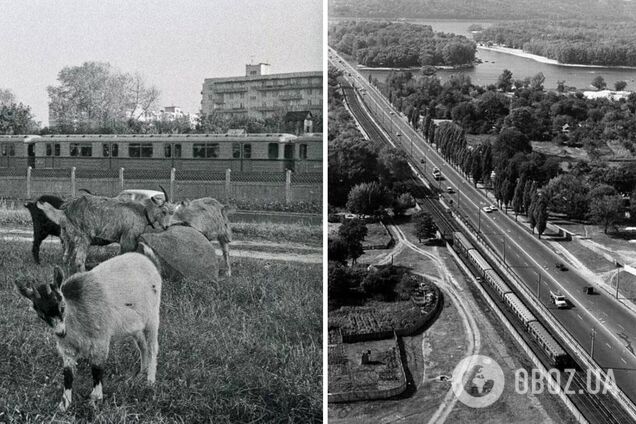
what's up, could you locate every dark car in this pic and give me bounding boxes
[556,262,568,271]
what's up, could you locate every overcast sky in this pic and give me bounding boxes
[0,0,323,126]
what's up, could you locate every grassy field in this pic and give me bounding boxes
[0,235,322,422]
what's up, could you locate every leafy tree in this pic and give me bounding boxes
[0,102,39,134]
[346,182,393,217]
[534,193,549,238]
[328,238,349,264]
[530,72,545,91]
[393,192,415,217]
[588,184,618,202]
[47,62,159,131]
[328,262,364,307]
[591,75,607,91]
[504,107,539,138]
[493,128,531,162]
[497,69,514,92]
[615,80,628,91]
[556,80,566,92]
[589,195,624,233]
[338,219,368,264]
[545,174,590,219]
[523,180,535,214]
[512,177,526,218]
[378,147,412,185]
[328,139,379,206]
[413,211,437,242]
[361,266,403,301]
[0,88,16,106]
[470,149,482,186]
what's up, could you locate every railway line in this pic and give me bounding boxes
[333,61,635,423]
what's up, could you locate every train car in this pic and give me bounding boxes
[527,321,570,369]
[452,231,473,256]
[0,132,323,173]
[466,248,492,275]
[503,292,536,327]
[484,269,512,298]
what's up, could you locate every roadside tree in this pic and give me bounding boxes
[413,211,437,242]
[346,182,393,217]
[589,195,624,233]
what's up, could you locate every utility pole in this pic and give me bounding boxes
[590,327,596,359]
[478,206,482,233]
[536,272,542,299]
[615,261,622,299]
[502,237,506,265]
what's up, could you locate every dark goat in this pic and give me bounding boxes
[24,195,64,263]
[38,188,175,272]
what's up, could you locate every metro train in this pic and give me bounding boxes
[0,132,322,173]
[453,231,570,369]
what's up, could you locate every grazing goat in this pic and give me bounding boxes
[38,187,175,272]
[24,195,64,263]
[14,253,162,411]
[169,197,235,276]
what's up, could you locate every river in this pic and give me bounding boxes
[330,18,636,90]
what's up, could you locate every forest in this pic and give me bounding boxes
[475,20,636,66]
[329,21,476,68]
[329,0,636,21]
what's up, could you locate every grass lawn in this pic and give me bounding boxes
[0,239,322,422]
[363,223,392,248]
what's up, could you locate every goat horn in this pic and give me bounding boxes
[158,185,169,202]
[45,283,52,295]
[32,284,41,299]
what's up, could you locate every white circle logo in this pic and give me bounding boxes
[451,354,505,408]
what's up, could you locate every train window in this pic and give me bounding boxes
[103,144,110,157]
[1,145,5,156]
[232,143,240,159]
[268,143,279,159]
[174,144,181,158]
[70,143,78,157]
[299,144,307,160]
[46,143,52,156]
[284,144,294,159]
[54,144,60,156]
[243,143,251,159]
[111,144,118,157]
[129,143,152,158]
[193,143,218,158]
[164,144,171,158]
[80,144,92,157]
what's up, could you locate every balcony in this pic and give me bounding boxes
[211,86,248,93]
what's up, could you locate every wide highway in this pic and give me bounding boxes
[329,47,636,405]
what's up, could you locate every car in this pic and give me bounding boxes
[396,132,401,137]
[389,111,395,115]
[420,158,425,164]
[550,291,568,308]
[117,189,165,202]
[489,205,498,211]
[446,187,455,193]
[584,286,595,295]
[556,262,569,271]
[483,206,494,213]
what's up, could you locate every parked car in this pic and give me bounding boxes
[483,206,494,213]
[555,262,569,271]
[550,291,568,308]
[446,186,455,194]
[584,286,595,295]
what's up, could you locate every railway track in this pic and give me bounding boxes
[334,66,635,424]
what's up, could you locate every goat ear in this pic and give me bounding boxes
[53,266,65,288]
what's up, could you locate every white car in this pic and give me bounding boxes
[482,206,494,213]
[117,189,165,202]
[446,186,454,193]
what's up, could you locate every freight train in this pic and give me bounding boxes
[453,231,570,369]
[0,132,322,173]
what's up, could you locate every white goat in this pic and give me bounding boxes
[15,252,162,411]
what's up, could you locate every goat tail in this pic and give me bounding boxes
[138,242,162,274]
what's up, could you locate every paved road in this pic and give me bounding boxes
[329,48,636,404]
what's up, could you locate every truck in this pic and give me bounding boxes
[550,290,568,309]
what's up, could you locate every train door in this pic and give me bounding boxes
[27,144,35,168]
[283,144,295,172]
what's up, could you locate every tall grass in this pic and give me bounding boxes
[0,243,322,422]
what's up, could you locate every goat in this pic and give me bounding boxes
[38,186,175,272]
[169,197,235,276]
[14,252,162,411]
[24,195,64,263]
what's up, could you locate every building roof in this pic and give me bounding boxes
[284,111,313,121]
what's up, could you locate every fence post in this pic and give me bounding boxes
[225,168,231,202]
[26,166,32,199]
[70,167,76,197]
[285,169,292,204]
[170,168,176,201]
[119,167,125,190]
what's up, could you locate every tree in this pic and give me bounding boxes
[530,72,545,91]
[614,80,627,91]
[328,238,349,264]
[589,195,623,233]
[545,174,590,219]
[346,182,393,217]
[338,218,368,264]
[413,211,437,242]
[556,80,566,93]
[0,102,39,134]
[591,75,607,91]
[0,88,16,106]
[47,62,159,131]
[497,69,513,92]
[393,192,415,217]
[534,193,549,238]
[512,177,526,219]
[504,107,538,138]
[493,128,531,162]
[328,262,364,307]
[378,147,412,185]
